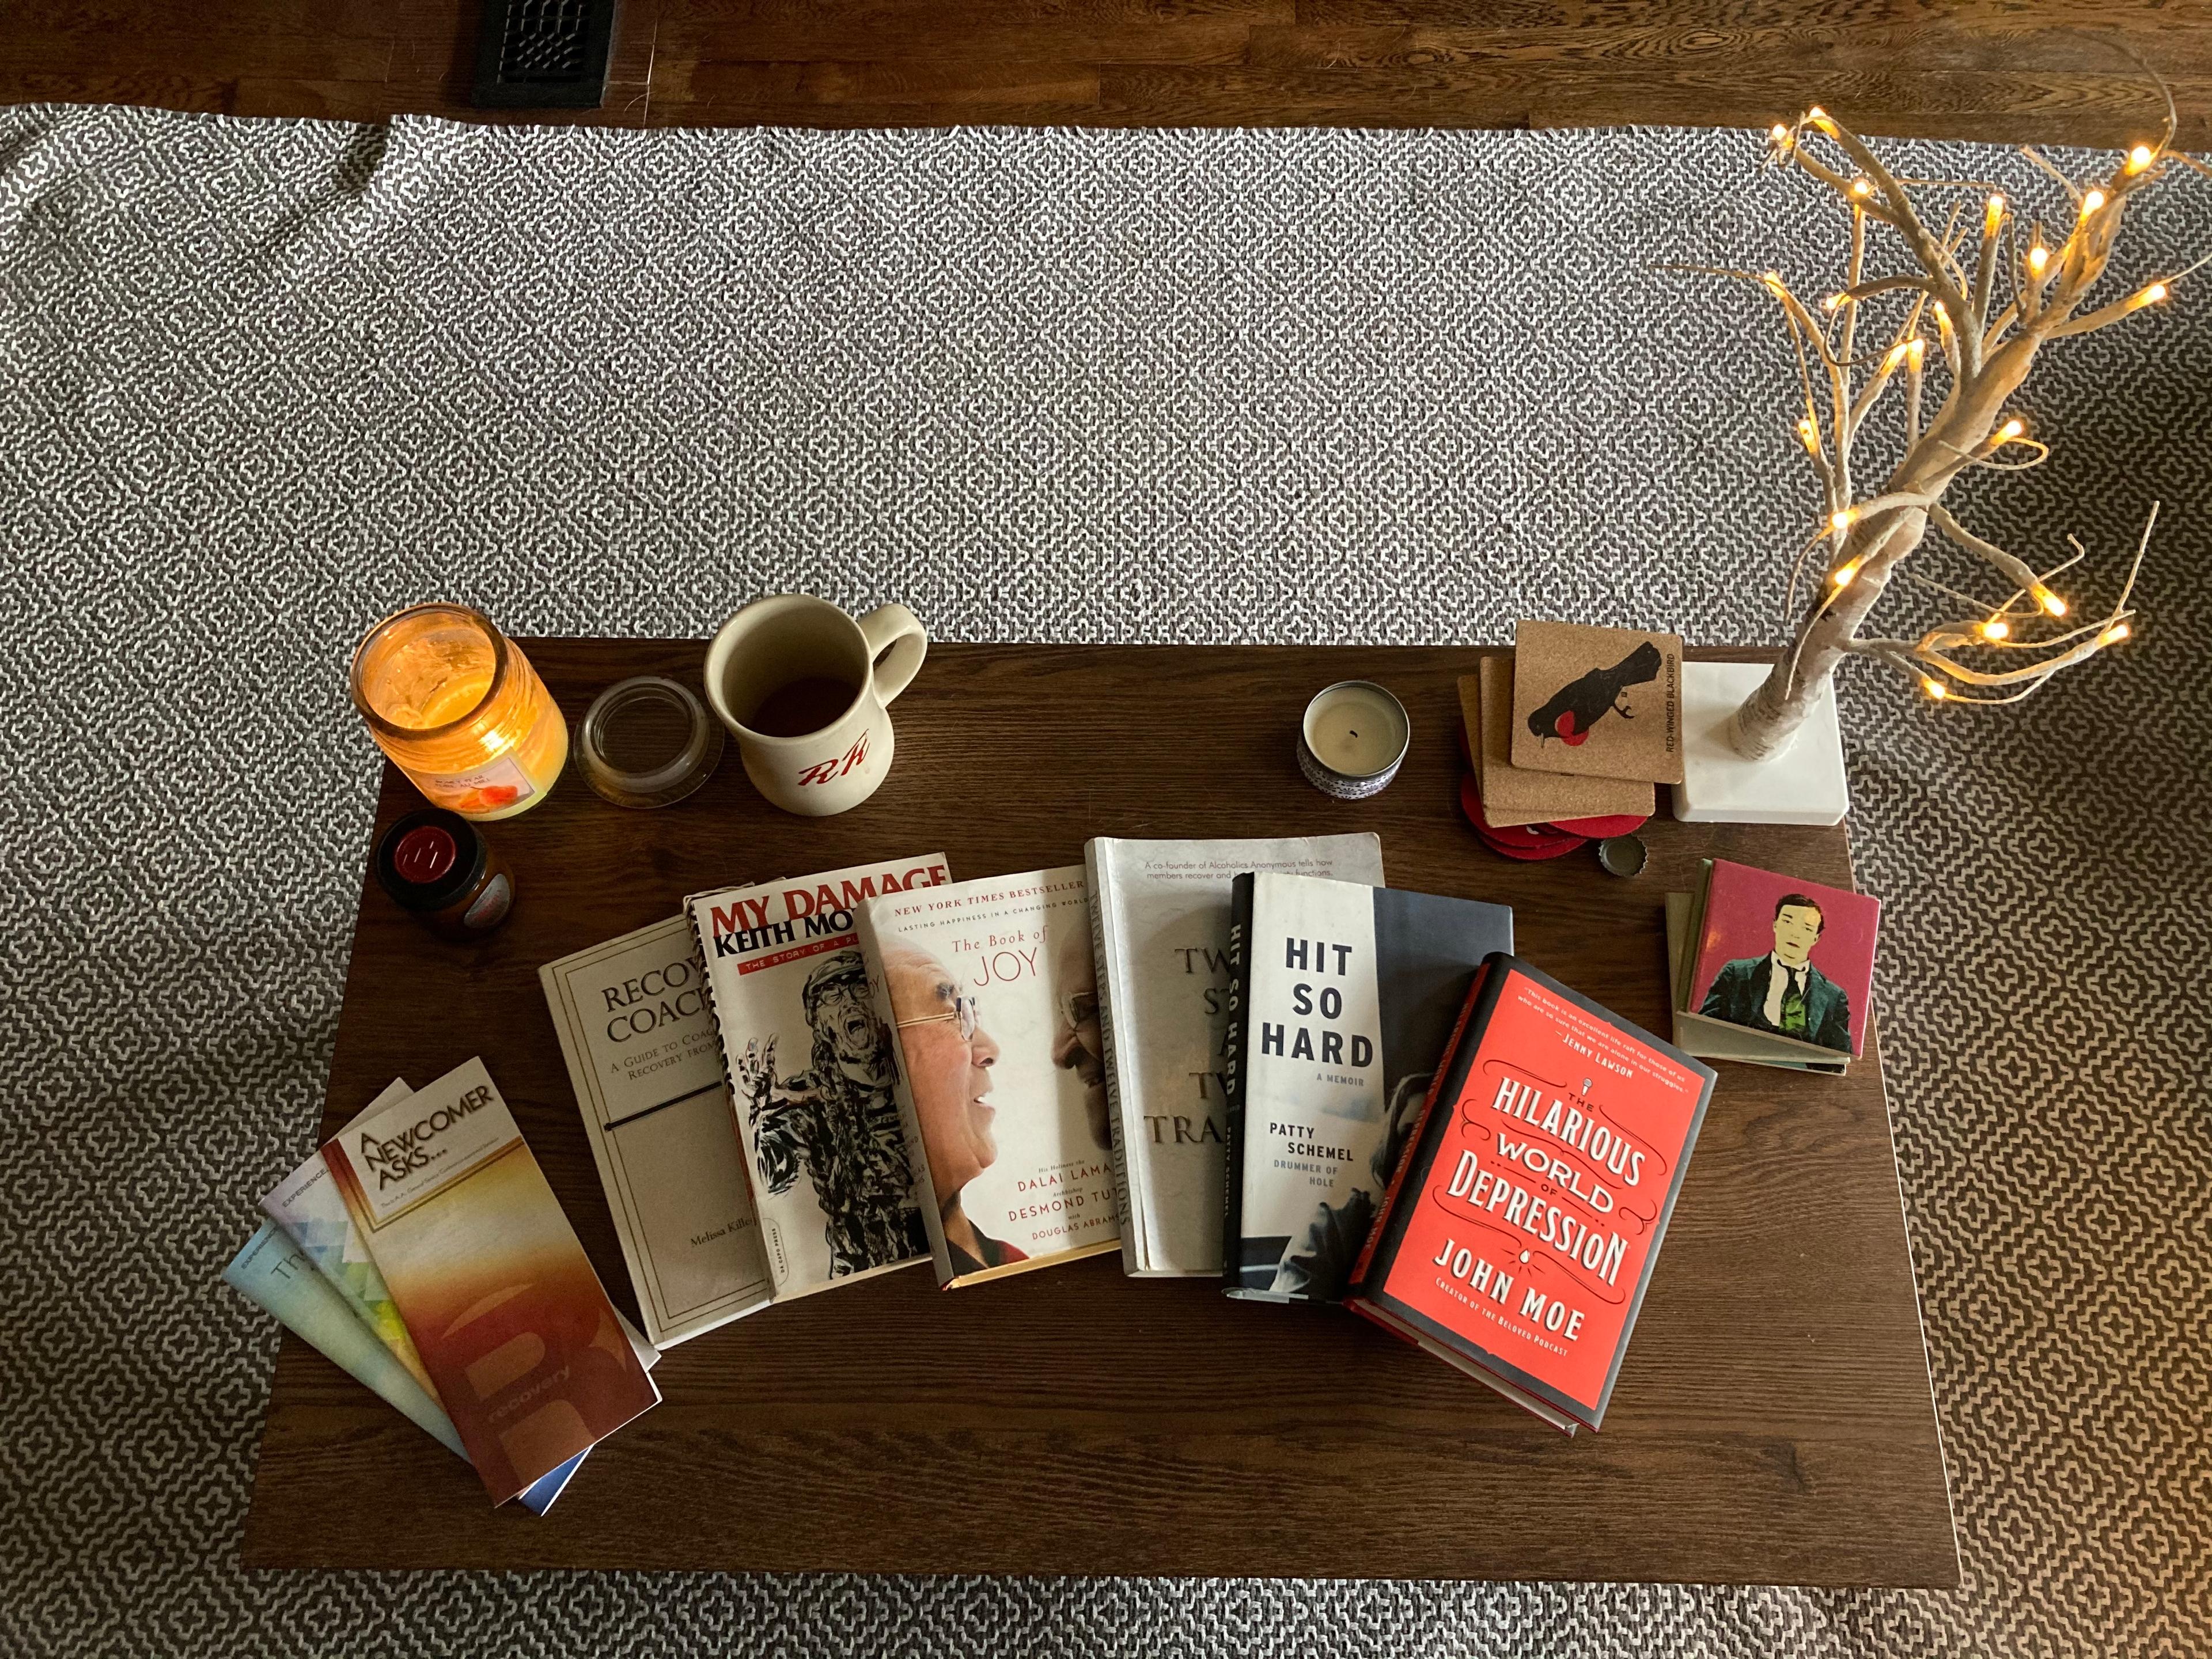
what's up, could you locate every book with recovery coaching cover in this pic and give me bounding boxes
[857,866,1120,1287]
[685,855,952,1301]
[1085,833,1384,1278]
[1221,872,1513,1305]
[540,915,777,1347]
[1348,955,1715,1433]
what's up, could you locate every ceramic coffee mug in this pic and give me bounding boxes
[703,595,929,816]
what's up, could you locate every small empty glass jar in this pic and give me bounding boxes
[574,675,725,809]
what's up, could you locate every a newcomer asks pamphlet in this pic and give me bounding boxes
[858,866,1120,1287]
[540,916,775,1349]
[687,855,950,1301]
[1348,955,1715,1434]
[324,1057,661,1506]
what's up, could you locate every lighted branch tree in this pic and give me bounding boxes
[1703,106,2196,761]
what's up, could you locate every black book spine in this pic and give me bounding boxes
[1217,872,1256,1290]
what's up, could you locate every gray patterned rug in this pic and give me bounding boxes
[2,102,2206,1658]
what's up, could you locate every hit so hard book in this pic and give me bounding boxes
[685,855,952,1301]
[1219,871,1513,1306]
[1347,955,1715,1434]
[858,866,1121,1287]
[1085,833,1385,1278]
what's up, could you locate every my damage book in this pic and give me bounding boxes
[686,855,950,1300]
[858,866,1120,1288]
[1085,834,1384,1278]
[1221,872,1512,1305]
[1348,955,1714,1434]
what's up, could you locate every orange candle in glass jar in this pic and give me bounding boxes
[349,604,567,820]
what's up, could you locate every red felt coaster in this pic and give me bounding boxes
[1549,809,1651,838]
[1460,775,1591,859]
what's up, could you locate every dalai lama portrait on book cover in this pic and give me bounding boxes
[1699,892,1854,1053]
[881,937,1028,1275]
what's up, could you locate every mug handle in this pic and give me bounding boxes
[858,603,929,705]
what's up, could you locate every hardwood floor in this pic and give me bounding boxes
[6,0,2207,145]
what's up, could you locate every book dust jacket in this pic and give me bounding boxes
[862,867,1120,1286]
[1353,959,1713,1431]
[324,1057,660,1505]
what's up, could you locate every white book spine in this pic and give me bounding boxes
[1086,840,1151,1275]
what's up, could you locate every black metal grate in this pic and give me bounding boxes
[473,0,619,109]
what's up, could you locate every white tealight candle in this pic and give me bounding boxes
[1298,680,1411,798]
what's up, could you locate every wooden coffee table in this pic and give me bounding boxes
[241,641,1957,1585]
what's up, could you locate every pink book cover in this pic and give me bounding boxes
[324,1056,660,1505]
[1687,860,1881,1060]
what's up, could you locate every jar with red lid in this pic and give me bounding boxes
[373,808,516,941]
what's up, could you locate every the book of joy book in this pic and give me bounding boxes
[1348,956,1715,1434]
[857,866,1121,1288]
[1221,871,1513,1306]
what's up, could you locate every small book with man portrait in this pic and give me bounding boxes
[686,855,956,1302]
[1673,858,1880,1069]
[856,866,1123,1288]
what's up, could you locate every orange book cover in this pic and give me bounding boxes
[324,1056,660,1504]
[1348,956,1714,1432]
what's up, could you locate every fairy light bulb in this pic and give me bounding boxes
[1997,418,2025,442]
[1906,337,1926,369]
[1830,507,1856,533]
[1796,415,1820,453]
[2100,622,2131,646]
[1980,618,2010,641]
[1770,123,1791,145]
[2127,143,2155,174]
[1822,292,1843,313]
[2037,588,2068,618]
[1984,194,2006,233]
[1923,677,1948,700]
[2081,188,2107,217]
[2132,281,2171,312]
[1850,177,1873,199]
[2028,244,2050,278]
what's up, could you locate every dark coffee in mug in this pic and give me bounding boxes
[745,675,861,739]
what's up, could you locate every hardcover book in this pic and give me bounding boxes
[259,1077,438,1398]
[1676,858,1880,1067]
[324,1056,661,1506]
[1086,833,1385,1278]
[685,855,952,1300]
[1348,955,1715,1433]
[858,866,1121,1287]
[1221,872,1513,1305]
[540,915,776,1346]
[1508,620,1685,785]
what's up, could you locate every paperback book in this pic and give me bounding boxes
[324,1056,661,1506]
[1221,872,1513,1305]
[1672,858,1880,1072]
[259,1077,438,1398]
[1085,833,1385,1277]
[1348,954,1715,1433]
[858,866,1121,1287]
[540,914,776,1346]
[686,856,951,1300]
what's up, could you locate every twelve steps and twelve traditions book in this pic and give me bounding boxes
[1348,955,1715,1434]
[685,856,952,1300]
[1221,872,1513,1305]
[1085,834,1384,1277]
[859,866,1122,1288]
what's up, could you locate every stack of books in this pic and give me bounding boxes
[1456,622,1679,858]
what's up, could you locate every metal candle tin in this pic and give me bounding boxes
[1297,680,1411,800]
